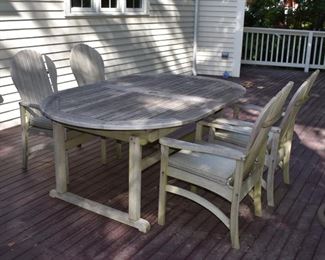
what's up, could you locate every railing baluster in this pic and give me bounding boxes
[304,31,313,72]
[266,34,270,62]
[297,36,302,64]
[271,34,275,62]
[281,34,285,63]
[250,32,254,61]
[276,34,280,63]
[286,35,291,63]
[302,35,307,64]
[244,32,248,60]
[313,36,318,65]
[255,33,259,61]
[260,33,264,61]
[292,35,296,64]
[319,36,324,65]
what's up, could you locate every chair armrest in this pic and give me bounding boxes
[198,118,253,136]
[19,101,41,110]
[160,137,246,161]
[237,103,263,115]
[201,118,255,128]
[236,103,286,117]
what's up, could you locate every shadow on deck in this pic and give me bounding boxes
[0,66,324,259]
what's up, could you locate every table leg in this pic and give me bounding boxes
[129,136,142,220]
[52,122,68,193]
[50,129,150,233]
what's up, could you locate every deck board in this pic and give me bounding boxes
[0,66,324,259]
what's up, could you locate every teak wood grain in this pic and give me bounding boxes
[0,67,324,259]
[41,74,245,131]
[40,74,245,234]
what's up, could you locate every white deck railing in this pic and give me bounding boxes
[242,27,325,72]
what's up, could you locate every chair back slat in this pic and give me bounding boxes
[10,49,57,107]
[43,55,58,93]
[279,70,319,142]
[243,82,294,176]
[70,43,105,86]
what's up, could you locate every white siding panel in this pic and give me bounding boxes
[196,0,245,77]
[0,0,195,129]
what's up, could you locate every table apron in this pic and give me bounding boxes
[61,124,180,145]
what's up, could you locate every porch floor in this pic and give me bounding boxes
[0,66,324,260]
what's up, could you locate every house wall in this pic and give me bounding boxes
[196,0,245,77]
[0,0,195,130]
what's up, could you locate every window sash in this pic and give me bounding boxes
[66,0,148,16]
[71,0,92,8]
[100,0,121,13]
[101,0,118,8]
[125,0,147,14]
[126,0,142,9]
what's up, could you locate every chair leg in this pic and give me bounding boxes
[233,104,240,119]
[266,159,276,207]
[266,150,278,207]
[190,121,199,197]
[116,141,122,159]
[230,199,240,249]
[230,161,244,249]
[158,145,169,225]
[22,127,29,170]
[100,138,107,164]
[195,123,203,141]
[20,105,29,170]
[65,152,70,184]
[208,127,215,142]
[266,134,280,207]
[282,141,292,185]
[254,176,262,216]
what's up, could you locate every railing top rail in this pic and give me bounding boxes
[244,27,325,36]
[313,31,325,36]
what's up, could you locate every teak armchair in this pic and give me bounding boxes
[70,43,121,159]
[11,49,107,170]
[70,43,105,86]
[199,70,319,207]
[11,50,58,169]
[158,83,292,249]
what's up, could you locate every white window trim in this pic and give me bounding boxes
[65,0,150,17]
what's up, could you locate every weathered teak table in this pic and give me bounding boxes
[41,74,246,233]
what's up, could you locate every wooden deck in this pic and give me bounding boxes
[0,66,324,260]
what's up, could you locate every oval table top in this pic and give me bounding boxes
[41,74,246,131]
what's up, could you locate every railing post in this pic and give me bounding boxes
[304,31,313,72]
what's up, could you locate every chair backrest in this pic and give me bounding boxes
[10,49,58,106]
[279,70,320,142]
[70,43,105,86]
[243,82,294,176]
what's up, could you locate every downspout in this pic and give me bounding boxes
[192,0,199,76]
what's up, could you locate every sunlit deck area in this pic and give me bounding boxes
[0,66,324,260]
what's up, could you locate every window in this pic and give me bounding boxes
[65,0,149,16]
[71,0,91,8]
[101,0,117,8]
[126,0,141,8]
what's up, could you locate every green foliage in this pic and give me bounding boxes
[245,0,325,30]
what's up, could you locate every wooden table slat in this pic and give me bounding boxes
[41,74,245,131]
